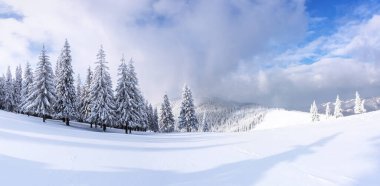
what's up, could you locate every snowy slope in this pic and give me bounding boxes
[1,110,380,186]
[169,97,269,132]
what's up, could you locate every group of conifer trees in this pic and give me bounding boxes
[0,40,205,133]
[310,91,366,122]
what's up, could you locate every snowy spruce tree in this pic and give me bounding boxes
[80,67,93,123]
[160,94,175,133]
[152,107,160,132]
[76,74,83,121]
[310,100,319,122]
[4,66,15,112]
[126,59,145,130]
[13,65,22,113]
[20,62,34,114]
[89,46,115,131]
[354,91,364,114]
[361,99,366,113]
[325,102,331,119]
[26,45,56,122]
[178,85,198,132]
[334,95,343,118]
[0,75,5,110]
[54,40,77,126]
[115,56,132,133]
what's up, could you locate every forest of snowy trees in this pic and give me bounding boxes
[0,41,202,133]
[310,91,367,122]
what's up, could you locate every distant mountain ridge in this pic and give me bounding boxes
[320,96,380,116]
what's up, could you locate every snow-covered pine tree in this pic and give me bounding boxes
[361,99,366,113]
[126,59,145,130]
[354,91,362,114]
[160,94,175,133]
[76,74,83,121]
[178,85,198,132]
[54,40,77,126]
[152,107,160,132]
[325,102,331,119]
[334,95,343,118]
[26,45,56,122]
[20,62,34,115]
[4,66,15,112]
[310,100,319,122]
[202,111,209,132]
[89,46,115,131]
[14,65,22,113]
[115,56,132,133]
[80,67,93,123]
[0,75,5,110]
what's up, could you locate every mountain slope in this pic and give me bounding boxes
[1,110,380,185]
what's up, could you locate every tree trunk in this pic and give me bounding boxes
[125,125,128,134]
[102,124,106,132]
[90,123,93,128]
[42,115,46,122]
[65,117,70,126]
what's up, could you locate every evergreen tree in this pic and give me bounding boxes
[160,94,175,133]
[26,45,56,122]
[4,66,14,111]
[20,62,34,114]
[354,91,363,114]
[334,95,343,118]
[76,74,83,121]
[80,67,93,123]
[54,40,77,125]
[178,85,198,132]
[89,46,115,131]
[0,75,5,109]
[115,56,132,133]
[152,107,160,132]
[325,102,331,119]
[361,99,366,113]
[14,65,22,113]
[126,59,144,129]
[310,100,319,122]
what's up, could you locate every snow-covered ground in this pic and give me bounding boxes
[1,110,380,186]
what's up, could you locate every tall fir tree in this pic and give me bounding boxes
[178,85,198,132]
[76,74,83,121]
[54,40,77,125]
[89,46,115,131]
[334,95,343,118]
[160,94,175,133]
[4,66,14,111]
[361,99,366,113]
[14,65,23,113]
[80,67,93,123]
[115,56,132,133]
[152,107,159,132]
[310,100,319,122]
[354,91,363,114]
[0,75,5,109]
[126,59,145,129]
[26,45,56,122]
[20,62,34,115]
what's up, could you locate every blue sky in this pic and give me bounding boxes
[1,0,380,110]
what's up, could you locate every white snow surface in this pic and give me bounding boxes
[1,110,380,185]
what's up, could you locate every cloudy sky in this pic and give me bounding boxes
[1,0,380,110]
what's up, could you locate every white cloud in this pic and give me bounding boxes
[0,0,379,110]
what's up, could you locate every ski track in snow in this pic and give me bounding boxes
[1,110,380,185]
